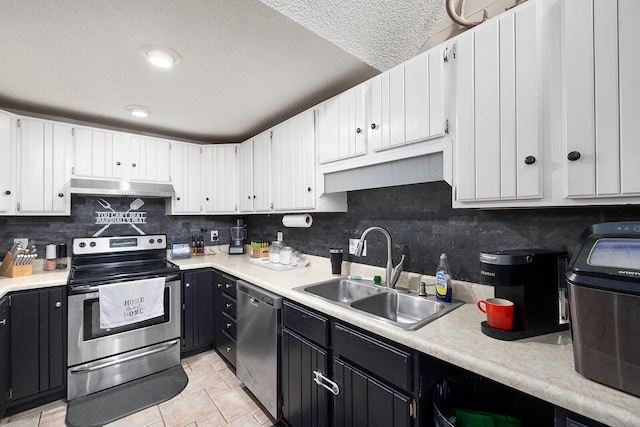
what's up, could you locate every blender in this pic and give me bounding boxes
[229,219,247,254]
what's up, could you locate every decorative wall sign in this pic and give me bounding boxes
[93,198,147,236]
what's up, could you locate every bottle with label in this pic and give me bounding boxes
[435,253,452,302]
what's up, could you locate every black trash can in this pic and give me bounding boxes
[432,375,554,427]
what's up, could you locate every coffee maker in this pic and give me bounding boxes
[229,219,247,255]
[478,249,568,340]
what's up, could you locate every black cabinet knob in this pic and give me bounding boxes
[176,196,181,201]
[371,123,377,130]
[206,197,210,201]
[247,195,251,199]
[132,163,137,167]
[116,161,121,166]
[58,193,64,198]
[524,156,536,165]
[4,190,10,195]
[356,128,362,134]
[307,187,312,192]
[567,151,581,161]
[253,195,256,199]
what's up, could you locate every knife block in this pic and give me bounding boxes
[0,252,33,278]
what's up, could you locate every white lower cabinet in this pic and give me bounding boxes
[16,117,70,215]
[452,0,542,206]
[0,112,15,214]
[563,0,640,199]
[202,144,238,214]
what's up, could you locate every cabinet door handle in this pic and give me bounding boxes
[217,283,222,288]
[226,346,232,352]
[185,283,190,288]
[4,190,10,195]
[225,303,232,308]
[225,283,232,289]
[55,301,62,308]
[371,123,377,130]
[116,161,121,166]
[58,193,64,198]
[132,163,137,167]
[307,187,312,192]
[176,196,181,201]
[0,319,6,325]
[206,197,210,201]
[226,323,232,328]
[313,371,340,396]
[356,127,362,134]
[567,151,581,161]
[524,155,536,165]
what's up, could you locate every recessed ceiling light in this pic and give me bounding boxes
[126,105,152,118]
[139,44,182,69]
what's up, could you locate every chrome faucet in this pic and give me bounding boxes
[354,226,405,289]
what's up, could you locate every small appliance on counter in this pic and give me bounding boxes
[566,222,640,397]
[478,249,568,340]
[229,219,247,255]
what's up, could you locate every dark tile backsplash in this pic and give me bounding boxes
[1,181,639,283]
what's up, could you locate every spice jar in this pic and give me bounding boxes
[56,243,67,270]
[45,244,57,271]
[280,246,293,265]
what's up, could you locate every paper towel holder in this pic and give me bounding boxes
[282,214,313,228]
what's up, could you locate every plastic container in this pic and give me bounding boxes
[268,241,282,263]
[435,253,452,302]
[433,375,553,427]
[280,246,293,265]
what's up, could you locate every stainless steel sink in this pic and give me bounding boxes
[296,278,462,330]
[350,292,462,330]
[300,279,382,303]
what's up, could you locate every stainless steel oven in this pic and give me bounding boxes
[66,234,182,400]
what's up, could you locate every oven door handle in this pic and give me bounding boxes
[70,285,101,293]
[69,339,179,374]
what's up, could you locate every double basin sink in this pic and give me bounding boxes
[296,278,462,330]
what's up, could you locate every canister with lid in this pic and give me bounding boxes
[280,246,293,265]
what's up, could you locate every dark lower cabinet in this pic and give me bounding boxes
[281,329,329,427]
[0,296,9,418]
[333,358,411,427]
[214,271,237,367]
[8,287,66,413]
[182,269,215,356]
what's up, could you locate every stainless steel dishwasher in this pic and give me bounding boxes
[236,280,282,419]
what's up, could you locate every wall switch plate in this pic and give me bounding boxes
[14,238,28,249]
[277,231,283,242]
[211,230,218,240]
[349,238,366,256]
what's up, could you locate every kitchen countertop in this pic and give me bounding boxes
[1,248,638,426]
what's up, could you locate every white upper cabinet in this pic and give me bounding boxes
[453,0,542,205]
[16,117,70,215]
[127,136,171,183]
[316,85,366,164]
[272,110,316,211]
[202,144,238,214]
[563,0,640,199]
[0,111,15,214]
[168,142,202,215]
[238,131,272,213]
[72,127,124,180]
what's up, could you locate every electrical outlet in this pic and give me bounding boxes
[349,238,366,256]
[14,238,28,249]
[277,231,283,242]
[211,230,218,240]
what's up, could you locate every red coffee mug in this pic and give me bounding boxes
[477,298,515,330]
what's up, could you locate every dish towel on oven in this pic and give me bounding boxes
[98,277,166,329]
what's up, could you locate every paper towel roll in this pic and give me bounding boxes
[282,214,313,228]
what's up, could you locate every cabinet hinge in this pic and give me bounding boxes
[182,303,185,310]
[200,147,203,154]
[409,399,416,418]
[270,202,274,210]
[71,166,75,175]
[452,43,457,59]
[16,202,20,212]
[270,131,273,139]
[182,338,185,347]
[9,388,13,400]
[444,119,449,134]
[71,128,75,137]
[443,47,449,62]
[454,186,458,201]
[8,295,11,307]
[17,119,21,128]
[235,146,238,154]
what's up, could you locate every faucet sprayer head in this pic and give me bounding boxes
[354,239,365,256]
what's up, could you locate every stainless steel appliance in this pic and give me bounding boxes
[478,249,568,340]
[236,281,282,418]
[229,219,247,255]
[66,234,181,400]
[566,222,640,397]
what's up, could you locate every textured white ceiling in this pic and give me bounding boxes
[260,0,446,71]
[0,0,445,142]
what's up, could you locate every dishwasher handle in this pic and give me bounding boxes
[313,370,340,396]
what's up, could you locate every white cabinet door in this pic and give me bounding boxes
[202,144,238,214]
[16,118,69,215]
[169,142,201,214]
[272,110,315,211]
[128,136,171,183]
[0,112,15,214]
[317,85,366,163]
[405,53,430,144]
[253,130,272,212]
[72,127,124,179]
[563,0,640,198]
[454,0,541,204]
[237,139,254,213]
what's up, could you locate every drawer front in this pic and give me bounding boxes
[221,274,237,299]
[221,312,236,338]
[216,329,236,367]
[333,322,413,392]
[283,300,329,348]
[222,294,236,319]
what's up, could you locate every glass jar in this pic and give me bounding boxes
[280,246,293,265]
[268,241,282,263]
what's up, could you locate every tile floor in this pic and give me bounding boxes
[0,350,274,427]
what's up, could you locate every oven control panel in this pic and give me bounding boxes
[73,234,167,255]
